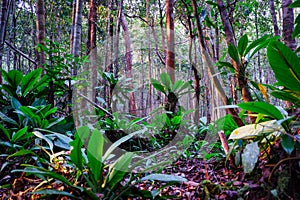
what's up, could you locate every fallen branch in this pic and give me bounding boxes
[5,40,37,66]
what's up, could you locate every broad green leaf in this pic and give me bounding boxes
[31,190,78,199]
[244,35,270,56]
[267,41,300,92]
[238,34,248,56]
[12,166,82,191]
[87,129,104,181]
[69,133,83,170]
[171,116,181,125]
[33,131,54,151]
[141,174,187,182]
[229,120,283,140]
[7,149,37,159]
[4,70,23,89]
[151,78,165,94]
[103,128,147,161]
[12,126,28,142]
[0,111,18,126]
[289,0,300,8]
[228,43,240,64]
[173,80,184,91]
[160,72,172,89]
[238,102,283,120]
[21,68,42,96]
[281,134,295,155]
[0,124,10,140]
[293,23,300,38]
[242,142,259,173]
[11,97,22,110]
[105,152,133,189]
[271,91,300,107]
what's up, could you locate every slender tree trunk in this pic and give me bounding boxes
[0,0,10,83]
[282,0,297,51]
[71,0,83,76]
[217,0,255,123]
[120,11,137,116]
[70,0,76,53]
[191,0,243,127]
[166,0,175,83]
[269,0,279,36]
[36,0,46,69]
[87,0,97,106]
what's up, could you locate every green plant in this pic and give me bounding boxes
[13,126,187,199]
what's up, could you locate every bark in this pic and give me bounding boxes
[36,0,46,69]
[282,0,297,51]
[191,0,244,127]
[0,0,10,83]
[71,0,83,75]
[269,0,279,36]
[120,11,137,116]
[165,0,175,83]
[217,0,255,123]
[70,0,76,53]
[87,0,97,104]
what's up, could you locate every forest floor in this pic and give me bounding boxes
[0,142,299,200]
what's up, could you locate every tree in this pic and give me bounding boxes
[0,0,10,83]
[216,0,255,123]
[165,0,175,83]
[36,0,46,69]
[120,9,137,116]
[282,0,297,50]
[269,0,280,36]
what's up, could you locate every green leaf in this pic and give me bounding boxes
[267,41,300,92]
[151,78,165,94]
[21,68,42,96]
[171,116,181,125]
[31,190,79,199]
[12,126,28,142]
[2,70,23,89]
[271,91,300,106]
[242,142,259,173]
[0,111,18,126]
[87,129,104,181]
[173,80,184,91]
[289,0,300,8]
[281,134,295,155]
[70,133,84,170]
[0,124,10,140]
[293,23,300,38]
[244,35,270,56]
[228,43,240,64]
[33,131,54,151]
[238,34,248,56]
[103,128,147,161]
[11,97,22,110]
[238,102,283,120]
[141,174,187,182]
[105,152,133,189]
[7,149,37,159]
[160,72,172,89]
[12,166,82,191]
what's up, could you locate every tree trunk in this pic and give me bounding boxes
[191,0,244,127]
[269,0,280,36]
[120,11,137,116]
[216,0,255,123]
[0,0,8,83]
[71,0,83,75]
[165,0,175,83]
[36,0,46,69]
[87,0,97,106]
[282,0,297,50]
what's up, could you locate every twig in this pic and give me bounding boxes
[268,157,300,183]
[77,93,113,118]
[4,40,37,65]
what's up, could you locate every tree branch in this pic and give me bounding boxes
[4,40,37,66]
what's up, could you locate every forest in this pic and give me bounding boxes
[0,0,300,199]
